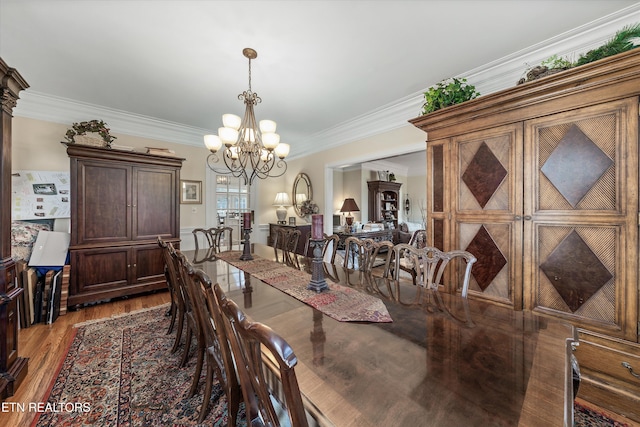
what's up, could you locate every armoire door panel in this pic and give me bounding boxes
[77,161,131,243]
[524,98,638,341]
[132,244,165,285]
[133,167,177,240]
[458,221,516,305]
[452,124,523,307]
[530,223,629,337]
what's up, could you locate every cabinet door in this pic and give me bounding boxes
[451,124,523,308]
[70,246,130,305]
[132,166,177,240]
[76,161,131,244]
[131,244,166,286]
[524,98,638,341]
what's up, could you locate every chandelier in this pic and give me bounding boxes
[204,48,289,185]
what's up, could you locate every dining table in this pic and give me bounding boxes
[185,243,578,427]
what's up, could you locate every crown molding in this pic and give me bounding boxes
[291,4,640,159]
[13,4,640,158]
[14,91,209,147]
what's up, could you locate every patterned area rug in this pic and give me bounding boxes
[33,306,243,427]
[215,251,392,322]
[575,398,635,427]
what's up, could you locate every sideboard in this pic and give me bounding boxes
[410,48,640,421]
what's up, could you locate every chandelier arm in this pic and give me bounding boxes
[204,48,287,187]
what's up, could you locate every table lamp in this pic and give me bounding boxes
[340,198,360,227]
[273,192,291,224]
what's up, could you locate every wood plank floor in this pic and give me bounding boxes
[1,290,171,427]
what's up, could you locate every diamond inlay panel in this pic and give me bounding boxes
[465,226,507,291]
[540,124,613,208]
[462,142,507,209]
[539,230,612,312]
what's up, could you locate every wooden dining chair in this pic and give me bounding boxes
[209,226,234,252]
[343,237,393,275]
[158,238,188,353]
[193,227,214,251]
[273,227,301,268]
[186,265,242,425]
[392,244,477,297]
[157,237,179,335]
[390,230,428,284]
[172,250,206,398]
[321,233,340,264]
[217,290,310,427]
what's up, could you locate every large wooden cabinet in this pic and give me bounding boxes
[410,49,640,421]
[367,180,402,228]
[67,144,183,307]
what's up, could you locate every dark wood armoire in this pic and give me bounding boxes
[66,144,183,307]
[410,49,640,422]
[0,58,29,399]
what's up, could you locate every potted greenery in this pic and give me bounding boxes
[421,77,480,115]
[518,23,640,85]
[65,119,117,148]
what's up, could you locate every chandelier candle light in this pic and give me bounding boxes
[204,48,289,185]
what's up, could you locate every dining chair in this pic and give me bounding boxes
[186,265,242,425]
[391,229,428,284]
[343,237,394,275]
[193,227,214,251]
[172,249,206,397]
[392,244,477,297]
[273,227,301,268]
[217,293,310,427]
[159,238,188,353]
[321,233,340,264]
[157,237,179,335]
[209,226,234,252]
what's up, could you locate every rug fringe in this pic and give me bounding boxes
[72,303,170,328]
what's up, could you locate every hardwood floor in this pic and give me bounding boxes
[1,290,171,427]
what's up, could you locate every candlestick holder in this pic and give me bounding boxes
[239,228,253,261]
[307,239,328,293]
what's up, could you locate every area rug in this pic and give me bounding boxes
[215,251,392,323]
[33,306,243,427]
[575,398,636,427]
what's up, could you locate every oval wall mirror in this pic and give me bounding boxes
[292,173,313,217]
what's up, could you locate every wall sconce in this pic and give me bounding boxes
[405,194,410,216]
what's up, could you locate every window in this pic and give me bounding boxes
[215,175,250,241]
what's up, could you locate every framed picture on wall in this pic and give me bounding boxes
[180,180,202,204]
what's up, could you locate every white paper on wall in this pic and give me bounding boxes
[12,170,71,220]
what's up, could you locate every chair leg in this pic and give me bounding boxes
[228,384,241,427]
[188,332,205,397]
[198,355,214,423]
[180,325,193,367]
[166,298,177,334]
[171,306,185,354]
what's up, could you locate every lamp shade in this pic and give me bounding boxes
[340,198,360,213]
[273,192,291,207]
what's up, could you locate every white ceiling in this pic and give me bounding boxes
[1,1,639,159]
